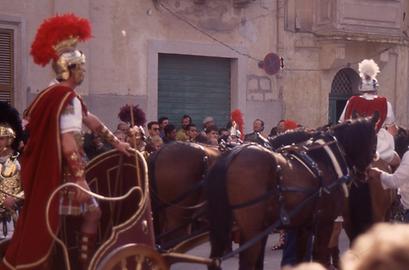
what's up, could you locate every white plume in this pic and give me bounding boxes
[358,59,380,81]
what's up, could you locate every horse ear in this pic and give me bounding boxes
[351,110,358,119]
[371,111,380,125]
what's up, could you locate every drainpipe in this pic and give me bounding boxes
[277,0,284,118]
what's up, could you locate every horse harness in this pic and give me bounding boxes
[229,134,351,225]
[151,142,210,212]
[216,135,353,262]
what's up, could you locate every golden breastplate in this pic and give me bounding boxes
[0,156,23,205]
[0,158,18,178]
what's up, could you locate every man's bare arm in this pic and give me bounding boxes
[83,112,131,155]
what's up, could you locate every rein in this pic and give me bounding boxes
[229,137,337,211]
[153,178,207,211]
[229,134,349,228]
[156,207,208,245]
[150,144,209,211]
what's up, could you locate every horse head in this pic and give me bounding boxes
[333,115,377,176]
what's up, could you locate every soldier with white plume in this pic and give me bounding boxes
[339,59,399,166]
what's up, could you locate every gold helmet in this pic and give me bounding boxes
[30,14,91,81]
[0,102,22,152]
[0,123,16,150]
[0,124,15,139]
[52,49,86,81]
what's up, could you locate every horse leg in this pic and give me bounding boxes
[163,208,192,244]
[235,206,269,270]
[342,198,353,242]
[295,227,312,263]
[281,229,297,267]
[255,236,268,270]
[328,220,342,268]
[312,220,333,267]
[349,183,373,241]
[238,240,265,270]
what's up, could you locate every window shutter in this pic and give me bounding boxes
[0,28,14,104]
[158,54,231,129]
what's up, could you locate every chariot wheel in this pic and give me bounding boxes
[99,243,168,270]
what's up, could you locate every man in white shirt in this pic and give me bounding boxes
[368,150,409,222]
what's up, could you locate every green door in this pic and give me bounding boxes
[328,68,360,124]
[158,54,231,129]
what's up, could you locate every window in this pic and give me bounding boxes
[0,28,14,104]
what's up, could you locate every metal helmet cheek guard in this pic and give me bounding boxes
[52,49,86,81]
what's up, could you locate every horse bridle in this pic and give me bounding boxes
[228,135,350,225]
[219,138,351,262]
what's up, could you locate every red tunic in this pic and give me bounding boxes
[2,85,77,270]
[344,95,387,131]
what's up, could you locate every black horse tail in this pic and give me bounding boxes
[206,152,233,264]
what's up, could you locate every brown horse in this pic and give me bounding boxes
[148,141,220,249]
[343,158,396,243]
[207,116,378,270]
[344,125,409,241]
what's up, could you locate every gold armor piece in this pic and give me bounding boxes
[0,159,17,178]
[53,49,86,81]
[99,126,120,145]
[74,169,85,178]
[69,151,80,161]
[0,125,15,139]
[0,156,23,206]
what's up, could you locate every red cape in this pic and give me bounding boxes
[2,85,76,269]
[345,95,387,131]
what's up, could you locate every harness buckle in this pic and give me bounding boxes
[322,187,331,194]
[280,207,290,225]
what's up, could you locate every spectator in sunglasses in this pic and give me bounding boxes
[147,121,160,138]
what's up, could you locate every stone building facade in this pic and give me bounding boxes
[0,0,408,132]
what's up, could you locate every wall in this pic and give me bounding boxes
[0,0,283,132]
[1,0,408,131]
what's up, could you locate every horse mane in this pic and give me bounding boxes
[269,130,317,150]
[331,117,377,170]
[332,118,375,145]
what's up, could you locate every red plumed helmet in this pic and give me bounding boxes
[283,119,298,131]
[31,13,92,66]
[231,109,244,140]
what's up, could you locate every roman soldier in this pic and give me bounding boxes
[0,102,24,235]
[339,59,398,164]
[1,14,130,270]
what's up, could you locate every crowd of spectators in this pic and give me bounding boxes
[82,110,303,164]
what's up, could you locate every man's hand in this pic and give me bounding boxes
[3,196,17,210]
[75,179,92,204]
[367,167,383,180]
[115,141,132,156]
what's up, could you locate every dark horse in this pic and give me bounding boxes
[207,116,377,270]
[395,125,409,158]
[148,141,220,249]
[345,125,409,240]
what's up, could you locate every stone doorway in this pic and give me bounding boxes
[328,68,360,124]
